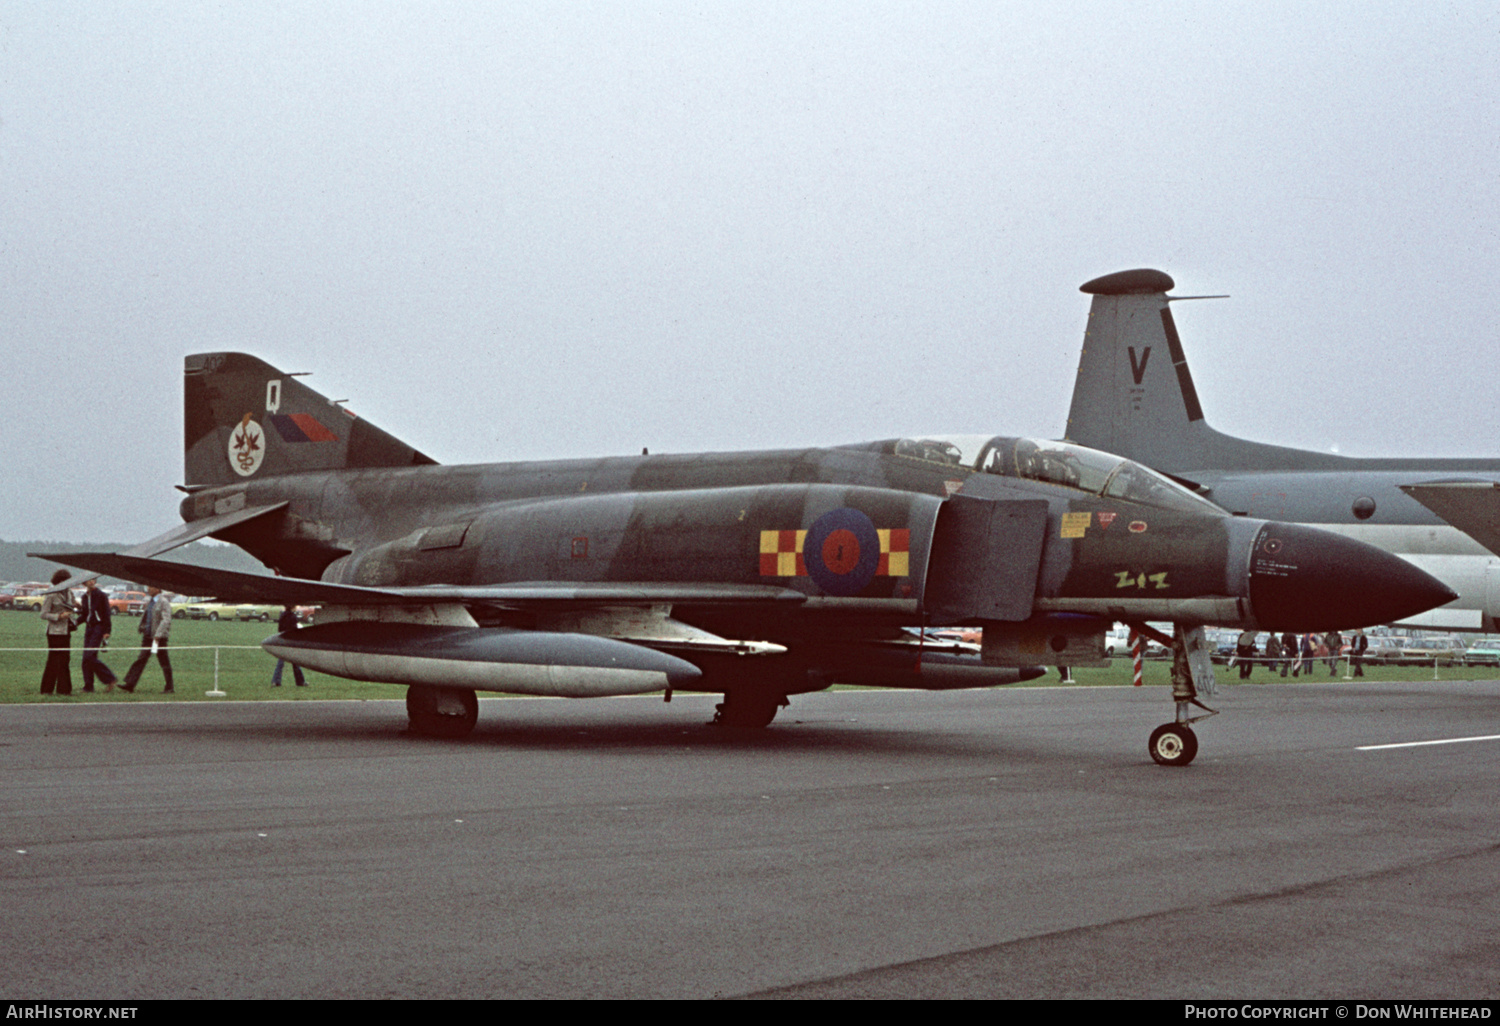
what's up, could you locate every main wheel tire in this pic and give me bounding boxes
[406,686,479,739]
[1148,722,1199,766]
[713,693,783,729]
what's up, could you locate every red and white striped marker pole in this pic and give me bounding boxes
[1129,629,1144,687]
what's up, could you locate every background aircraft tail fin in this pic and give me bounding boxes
[1063,269,1332,473]
[1063,268,1211,469]
[184,352,437,487]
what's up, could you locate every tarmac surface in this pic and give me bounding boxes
[2,680,1499,999]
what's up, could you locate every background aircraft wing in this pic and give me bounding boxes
[1400,481,1500,557]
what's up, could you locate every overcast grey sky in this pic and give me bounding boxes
[4,1,1497,543]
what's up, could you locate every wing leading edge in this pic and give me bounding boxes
[28,548,811,609]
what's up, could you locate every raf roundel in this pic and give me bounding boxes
[803,508,880,596]
[228,413,266,477]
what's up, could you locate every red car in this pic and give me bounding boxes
[109,590,149,616]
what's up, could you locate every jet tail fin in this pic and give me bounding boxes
[1063,269,1337,473]
[184,353,437,487]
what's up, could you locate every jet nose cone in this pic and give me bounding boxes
[1248,523,1457,631]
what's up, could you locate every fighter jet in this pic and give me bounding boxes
[1064,268,1500,633]
[35,352,1453,765]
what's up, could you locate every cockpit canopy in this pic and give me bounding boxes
[882,435,1222,515]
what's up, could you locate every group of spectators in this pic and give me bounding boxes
[37,567,308,696]
[39,570,175,696]
[1233,628,1369,680]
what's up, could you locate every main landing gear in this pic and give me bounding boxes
[406,686,479,738]
[712,691,787,729]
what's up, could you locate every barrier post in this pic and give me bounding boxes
[1129,629,1144,687]
[206,646,227,697]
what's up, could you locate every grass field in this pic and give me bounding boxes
[3,609,1497,703]
[1,610,408,702]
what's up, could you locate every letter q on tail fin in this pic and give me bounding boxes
[184,353,437,488]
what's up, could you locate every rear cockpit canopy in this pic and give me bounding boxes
[879,435,1222,515]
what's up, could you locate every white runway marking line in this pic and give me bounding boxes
[1358,733,1500,751]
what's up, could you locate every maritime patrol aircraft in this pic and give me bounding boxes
[1064,268,1500,633]
[35,353,1453,765]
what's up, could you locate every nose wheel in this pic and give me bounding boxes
[1148,722,1198,766]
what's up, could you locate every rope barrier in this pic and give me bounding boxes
[6,643,274,698]
[0,644,268,652]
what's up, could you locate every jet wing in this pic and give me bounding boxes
[1400,481,1500,557]
[28,550,809,609]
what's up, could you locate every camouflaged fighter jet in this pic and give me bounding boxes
[1065,268,1500,634]
[35,353,1454,765]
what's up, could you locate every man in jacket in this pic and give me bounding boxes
[38,568,75,696]
[1324,630,1344,675]
[77,578,117,693]
[121,587,173,694]
[1351,629,1369,677]
[1236,629,1257,680]
[1281,632,1300,677]
[271,605,306,687]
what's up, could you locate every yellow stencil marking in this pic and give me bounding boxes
[1060,511,1091,539]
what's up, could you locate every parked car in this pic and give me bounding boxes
[925,626,981,644]
[1103,624,1167,659]
[235,604,279,622]
[1209,629,1244,665]
[901,627,980,651]
[108,590,149,616]
[9,583,51,611]
[1463,637,1500,667]
[1365,636,1411,664]
[1104,627,1131,658]
[173,601,236,621]
[1400,635,1468,667]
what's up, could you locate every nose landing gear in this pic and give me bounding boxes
[1133,622,1219,767]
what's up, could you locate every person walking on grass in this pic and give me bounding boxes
[78,577,117,693]
[271,605,306,687]
[38,569,76,696]
[120,587,173,694]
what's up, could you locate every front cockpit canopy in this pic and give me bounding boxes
[886,435,1221,515]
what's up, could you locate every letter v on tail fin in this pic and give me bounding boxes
[1063,268,1206,469]
[1063,269,1332,474]
[184,353,437,488]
